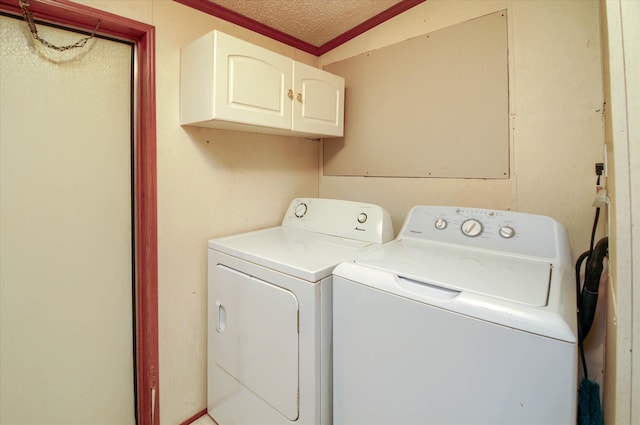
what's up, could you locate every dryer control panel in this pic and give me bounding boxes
[282,198,394,244]
[400,206,567,260]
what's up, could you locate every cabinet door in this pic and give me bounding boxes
[292,61,345,137]
[214,31,293,130]
[180,31,292,130]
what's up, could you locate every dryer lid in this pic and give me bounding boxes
[355,239,551,306]
[209,226,373,282]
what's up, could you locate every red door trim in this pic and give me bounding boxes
[0,1,159,424]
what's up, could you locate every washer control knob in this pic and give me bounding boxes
[434,218,448,230]
[294,203,308,218]
[357,213,368,224]
[461,219,483,237]
[499,226,516,239]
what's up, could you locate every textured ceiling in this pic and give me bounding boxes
[210,0,406,47]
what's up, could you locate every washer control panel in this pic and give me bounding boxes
[433,216,516,239]
[400,206,563,259]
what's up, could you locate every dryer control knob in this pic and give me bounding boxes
[294,203,308,218]
[357,213,368,223]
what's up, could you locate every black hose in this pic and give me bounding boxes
[575,249,590,379]
[575,250,590,305]
[578,237,609,341]
[575,175,606,385]
[589,207,600,254]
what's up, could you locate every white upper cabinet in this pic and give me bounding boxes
[213,31,292,131]
[180,30,344,138]
[292,61,344,137]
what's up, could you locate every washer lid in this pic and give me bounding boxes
[209,226,373,282]
[356,239,551,306]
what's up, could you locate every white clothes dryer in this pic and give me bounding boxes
[332,205,578,424]
[207,198,393,425]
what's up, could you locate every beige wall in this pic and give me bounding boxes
[320,0,610,414]
[320,0,605,260]
[77,1,320,423]
[154,3,320,424]
[71,0,610,423]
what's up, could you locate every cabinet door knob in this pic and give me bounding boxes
[296,93,303,103]
[287,89,293,99]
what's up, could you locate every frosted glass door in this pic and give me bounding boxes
[0,15,134,425]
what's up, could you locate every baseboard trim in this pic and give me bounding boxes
[179,408,208,425]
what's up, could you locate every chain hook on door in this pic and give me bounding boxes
[18,0,101,51]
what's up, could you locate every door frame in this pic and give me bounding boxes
[0,1,159,424]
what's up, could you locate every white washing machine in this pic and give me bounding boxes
[207,198,394,425]
[332,206,578,424]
